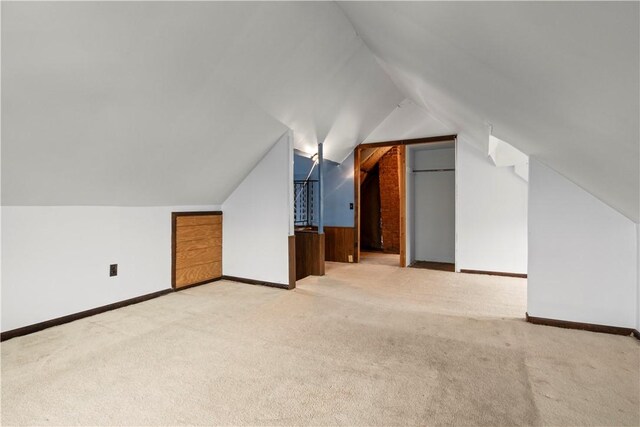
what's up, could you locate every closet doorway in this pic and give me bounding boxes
[353,135,456,268]
[408,141,456,271]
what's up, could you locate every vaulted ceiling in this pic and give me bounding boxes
[2,2,402,206]
[2,2,638,221]
[340,1,639,221]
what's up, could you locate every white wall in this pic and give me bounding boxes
[456,139,528,274]
[528,159,638,328]
[1,204,219,332]
[222,132,293,285]
[411,146,455,263]
[637,224,640,331]
[406,149,415,265]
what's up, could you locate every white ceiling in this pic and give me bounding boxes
[339,1,639,222]
[363,99,452,144]
[1,2,402,206]
[3,2,638,221]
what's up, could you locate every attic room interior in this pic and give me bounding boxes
[1,1,638,426]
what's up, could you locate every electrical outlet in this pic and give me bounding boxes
[110,264,118,277]
[348,255,353,263]
[349,202,354,210]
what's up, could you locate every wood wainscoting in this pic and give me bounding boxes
[324,226,355,263]
[295,230,325,280]
[172,211,223,289]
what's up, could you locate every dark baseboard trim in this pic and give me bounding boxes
[174,277,222,292]
[221,275,290,290]
[1,274,287,342]
[1,289,173,342]
[526,312,639,339]
[460,269,527,279]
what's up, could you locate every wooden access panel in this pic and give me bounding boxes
[172,212,222,289]
[324,226,356,263]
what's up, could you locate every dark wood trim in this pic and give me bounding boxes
[1,270,296,342]
[172,213,176,287]
[353,147,361,263]
[288,235,296,289]
[294,231,325,280]
[172,211,223,216]
[398,145,406,267]
[171,210,223,289]
[221,275,290,290]
[353,136,455,266]
[410,261,455,272]
[0,273,281,341]
[460,269,527,279]
[357,134,457,149]
[526,312,639,338]
[173,277,222,292]
[1,289,173,342]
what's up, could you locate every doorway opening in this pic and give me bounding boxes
[407,141,456,272]
[358,146,402,266]
[353,135,457,269]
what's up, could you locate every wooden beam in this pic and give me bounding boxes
[359,171,368,186]
[358,134,457,149]
[360,146,392,172]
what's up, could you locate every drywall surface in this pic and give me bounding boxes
[222,133,292,285]
[363,99,452,144]
[528,159,638,328]
[293,153,319,226]
[456,139,528,274]
[1,204,220,332]
[294,155,319,181]
[294,152,354,228]
[340,2,639,222]
[412,147,455,263]
[2,2,403,208]
[324,151,355,227]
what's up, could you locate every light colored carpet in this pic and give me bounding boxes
[360,251,400,267]
[2,261,638,426]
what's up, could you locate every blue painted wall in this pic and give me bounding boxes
[294,154,318,181]
[294,152,354,227]
[324,151,355,227]
[294,154,319,226]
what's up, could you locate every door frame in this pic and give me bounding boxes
[353,134,457,267]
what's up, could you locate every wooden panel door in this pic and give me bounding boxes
[172,212,222,289]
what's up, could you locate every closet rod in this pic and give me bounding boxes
[413,168,455,173]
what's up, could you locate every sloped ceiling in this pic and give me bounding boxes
[1,2,403,206]
[3,2,638,222]
[364,99,452,144]
[340,1,639,222]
